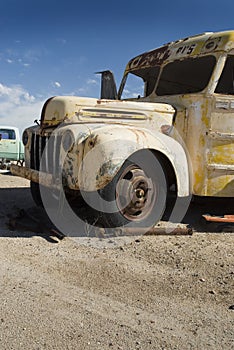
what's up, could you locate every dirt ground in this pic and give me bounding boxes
[0,173,233,350]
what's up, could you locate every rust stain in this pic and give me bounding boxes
[87,134,98,148]
[127,45,170,71]
[203,214,234,223]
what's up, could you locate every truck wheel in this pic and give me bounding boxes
[99,152,167,228]
[30,181,58,209]
[30,181,43,207]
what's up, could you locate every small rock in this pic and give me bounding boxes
[228,305,234,310]
[209,290,216,295]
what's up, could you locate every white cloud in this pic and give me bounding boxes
[87,79,98,85]
[0,83,35,103]
[77,87,86,94]
[0,83,45,134]
[54,81,61,88]
[73,78,99,97]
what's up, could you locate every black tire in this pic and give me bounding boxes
[97,150,168,228]
[30,181,61,209]
[30,181,43,207]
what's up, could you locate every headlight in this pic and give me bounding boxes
[161,124,172,135]
[22,130,29,146]
[62,130,75,152]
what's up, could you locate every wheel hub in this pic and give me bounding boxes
[116,165,156,221]
[135,188,145,199]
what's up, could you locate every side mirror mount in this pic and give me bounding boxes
[96,70,118,100]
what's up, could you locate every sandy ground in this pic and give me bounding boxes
[0,173,233,350]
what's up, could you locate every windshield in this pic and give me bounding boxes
[0,129,16,140]
[121,55,216,98]
[121,66,160,99]
[157,55,216,95]
[215,55,234,94]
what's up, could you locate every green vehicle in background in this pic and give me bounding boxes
[0,126,24,172]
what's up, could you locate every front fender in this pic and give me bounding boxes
[77,125,190,197]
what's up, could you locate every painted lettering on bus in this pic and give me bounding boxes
[176,44,196,55]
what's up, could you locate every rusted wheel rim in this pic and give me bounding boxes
[115,164,156,221]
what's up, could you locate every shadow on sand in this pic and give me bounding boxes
[0,184,233,242]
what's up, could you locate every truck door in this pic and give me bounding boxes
[207,55,234,196]
[0,128,19,161]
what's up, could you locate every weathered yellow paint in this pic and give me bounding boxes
[123,31,234,74]
[119,31,234,197]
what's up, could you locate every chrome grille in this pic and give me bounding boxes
[30,133,62,175]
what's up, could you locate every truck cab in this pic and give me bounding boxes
[11,30,234,229]
[0,126,24,171]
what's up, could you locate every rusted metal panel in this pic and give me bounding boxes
[41,95,175,128]
[125,31,234,73]
[10,164,60,190]
[159,92,234,197]
[203,214,234,223]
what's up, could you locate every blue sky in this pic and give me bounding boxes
[0,0,234,132]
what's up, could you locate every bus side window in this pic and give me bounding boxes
[215,56,234,95]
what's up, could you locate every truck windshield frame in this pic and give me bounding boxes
[120,55,217,98]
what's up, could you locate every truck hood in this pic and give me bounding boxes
[41,96,175,131]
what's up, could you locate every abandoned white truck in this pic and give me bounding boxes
[11,30,234,229]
